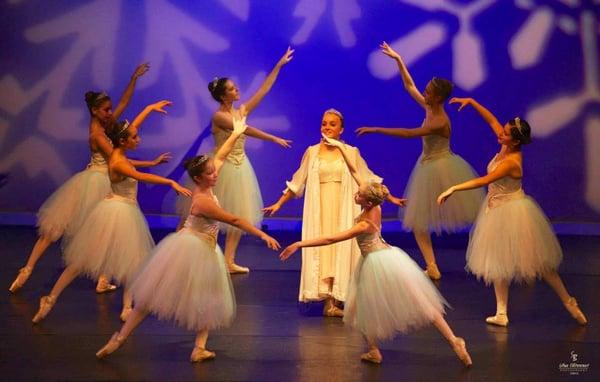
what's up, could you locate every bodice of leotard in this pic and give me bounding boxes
[110,176,138,201]
[486,154,524,210]
[88,151,108,168]
[354,217,390,256]
[421,132,451,162]
[212,123,247,165]
[182,195,220,247]
[318,158,344,183]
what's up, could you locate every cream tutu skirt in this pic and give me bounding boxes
[213,158,263,234]
[63,197,155,285]
[401,153,483,234]
[130,230,236,331]
[466,195,563,284]
[37,166,110,243]
[344,246,448,341]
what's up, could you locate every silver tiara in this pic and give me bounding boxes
[95,91,109,101]
[514,117,522,133]
[191,155,210,169]
[116,119,130,136]
[324,108,344,120]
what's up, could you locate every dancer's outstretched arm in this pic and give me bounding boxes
[130,100,172,131]
[113,63,150,119]
[243,47,294,114]
[112,159,192,196]
[213,114,248,174]
[129,152,172,168]
[263,147,310,216]
[380,41,425,107]
[437,161,519,204]
[449,97,503,137]
[280,222,371,260]
[245,125,292,148]
[355,125,440,138]
[194,196,280,250]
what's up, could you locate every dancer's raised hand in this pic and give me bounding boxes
[232,114,248,136]
[449,97,472,111]
[152,152,172,165]
[277,46,295,67]
[148,100,172,114]
[380,41,401,60]
[132,62,150,79]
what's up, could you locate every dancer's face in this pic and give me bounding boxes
[321,113,343,139]
[423,81,440,106]
[221,80,240,103]
[121,126,141,151]
[499,123,517,146]
[92,100,114,125]
[196,160,218,187]
[354,185,370,207]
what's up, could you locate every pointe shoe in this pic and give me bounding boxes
[451,337,473,367]
[485,313,509,327]
[119,306,133,322]
[324,306,344,317]
[32,295,56,324]
[424,263,441,280]
[95,277,117,294]
[190,346,216,363]
[564,297,588,325]
[360,350,383,364]
[9,266,33,293]
[96,332,126,359]
[227,263,250,274]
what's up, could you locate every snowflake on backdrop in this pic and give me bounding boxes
[291,0,361,47]
[368,0,497,91]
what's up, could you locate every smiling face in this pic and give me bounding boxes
[321,112,344,139]
[193,159,218,187]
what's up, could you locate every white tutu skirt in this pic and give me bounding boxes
[466,196,563,284]
[401,153,483,234]
[213,158,263,234]
[130,230,236,331]
[344,246,448,341]
[37,166,110,243]
[63,197,155,285]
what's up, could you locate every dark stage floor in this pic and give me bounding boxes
[1,226,599,381]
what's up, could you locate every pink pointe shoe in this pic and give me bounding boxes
[9,266,33,293]
[227,263,250,274]
[32,295,56,324]
[96,332,126,359]
[95,276,117,294]
[564,297,588,325]
[451,337,473,367]
[190,346,216,363]
[485,313,509,327]
[360,349,383,364]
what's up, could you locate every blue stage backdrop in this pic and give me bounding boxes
[0,0,598,223]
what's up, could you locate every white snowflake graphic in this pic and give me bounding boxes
[511,2,599,211]
[368,0,497,90]
[291,0,361,47]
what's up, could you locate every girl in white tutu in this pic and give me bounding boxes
[280,136,472,367]
[438,97,587,327]
[9,64,156,293]
[356,42,483,280]
[179,47,293,274]
[96,114,281,363]
[32,100,192,324]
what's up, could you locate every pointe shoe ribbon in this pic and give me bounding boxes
[96,332,126,359]
[32,295,56,324]
[190,347,216,363]
[485,313,509,327]
[9,266,33,293]
[451,337,473,367]
[564,297,588,325]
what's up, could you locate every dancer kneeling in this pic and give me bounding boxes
[96,113,281,362]
[279,136,472,366]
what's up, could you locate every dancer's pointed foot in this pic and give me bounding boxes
[323,306,344,317]
[190,347,216,363]
[32,295,56,324]
[485,313,509,327]
[96,332,125,359]
[424,262,441,280]
[451,337,472,367]
[227,263,250,274]
[9,266,33,293]
[119,306,133,322]
[564,297,588,325]
[95,276,117,294]
[360,349,383,364]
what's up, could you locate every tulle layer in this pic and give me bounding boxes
[466,195,563,284]
[401,153,483,234]
[63,197,154,285]
[344,246,448,341]
[37,167,110,242]
[130,230,236,331]
[213,159,263,234]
